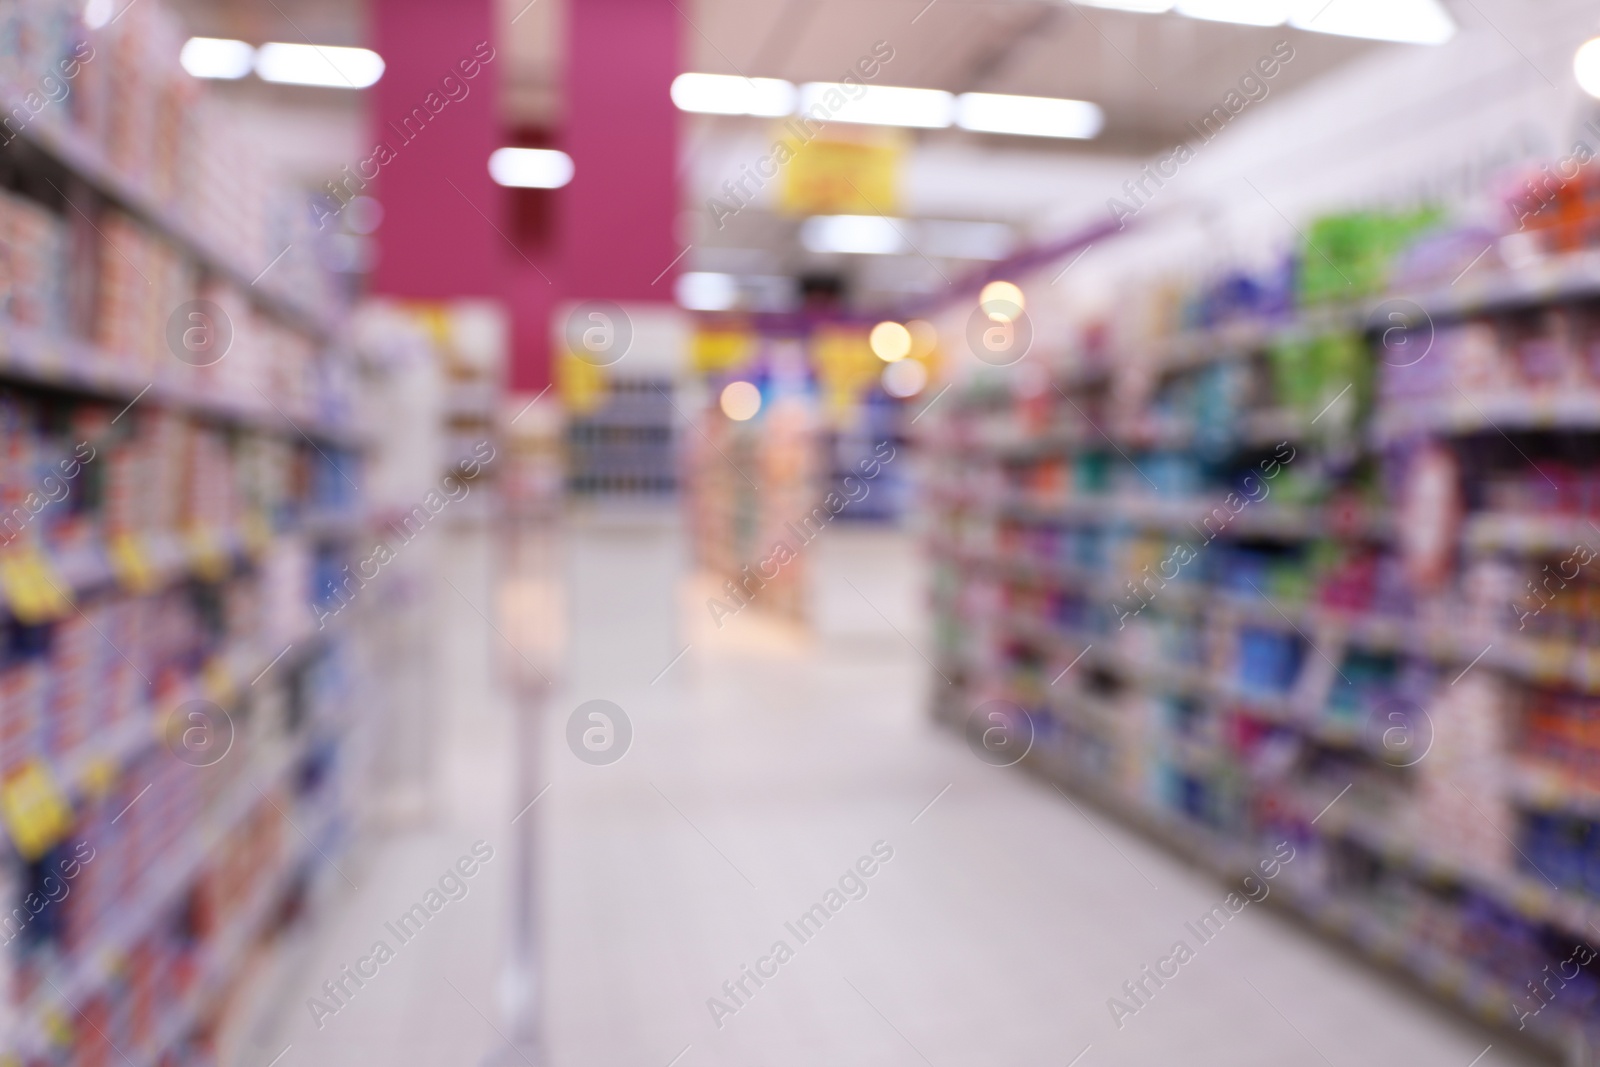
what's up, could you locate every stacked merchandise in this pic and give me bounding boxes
[926,190,1600,1056]
[0,0,342,405]
[823,389,910,525]
[687,323,925,628]
[0,2,367,1064]
[565,377,677,497]
[687,351,819,627]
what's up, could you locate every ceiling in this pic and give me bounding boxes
[678,0,1375,153]
[162,0,1395,311]
[168,0,1378,142]
[665,0,1384,309]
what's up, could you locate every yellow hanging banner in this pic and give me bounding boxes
[779,133,902,217]
[692,328,756,375]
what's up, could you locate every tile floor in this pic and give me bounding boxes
[240,515,1550,1067]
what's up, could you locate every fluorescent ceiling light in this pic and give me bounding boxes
[955,92,1103,139]
[1578,38,1600,99]
[802,216,1013,258]
[799,83,954,129]
[255,43,385,88]
[1176,0,1291,25]
[1076,0,1176,11]
[676,272,739,311]
[1290,0,1454,44]
[800,215,909,255]
[181,37,255,79]
[489,148,574,189]
[671,73,796,117]
[919,220,1015,260]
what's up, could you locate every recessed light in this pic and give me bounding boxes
[488,148,575,189]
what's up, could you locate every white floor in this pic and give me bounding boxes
[240,515,1549,1067]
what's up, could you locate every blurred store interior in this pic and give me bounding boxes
[7,0,1600,1064]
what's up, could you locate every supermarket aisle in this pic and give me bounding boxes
[536,521,1544,1067]
[252,516,1545,1067]
[232,517,517,1066]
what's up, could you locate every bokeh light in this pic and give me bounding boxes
[719,380,762,420]
[882,358,928,398]
[870,321,913,362]
[979,280,1024,322]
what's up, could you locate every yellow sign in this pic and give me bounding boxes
[811,327,880,423]
[779,134,901,217]
[1,761,73,861]
[692,329,755,375]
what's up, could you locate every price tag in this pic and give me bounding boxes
[1,761,73,861]
[108,532,156,593]
[0,553,42,622]
[40,1007,75,1049]
[0,552,69,624]
[29,553,70,619]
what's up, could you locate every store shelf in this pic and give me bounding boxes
[1465,511,1600,554]
[134,801,339,1067]
[14,731,315,1059]
[1374,389,1600,443]
[0,318,359,446]
[1397,249,1600,323]
[926,216,1600,1060]
[937,533,1600,702]
[1003,716,1578,1048]
[4,103,337,340]
[930,490,1387,543]
[31,636,327,812]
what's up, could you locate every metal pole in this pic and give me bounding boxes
[487,470,556,1066]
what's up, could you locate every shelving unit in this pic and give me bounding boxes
[566,377,677,498]
[925,220,1600,1060]
[688,392,817,626]
[0,3,367,1064]
[822,388,911,525]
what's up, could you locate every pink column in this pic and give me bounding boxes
[561,0,682,300]
[368,0,682,391]
[368,0,502,299]
[508,259,559,392]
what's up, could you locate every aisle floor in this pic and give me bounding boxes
[250,516,1549,1067]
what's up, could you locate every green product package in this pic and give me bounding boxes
[1298,208,1443,304]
